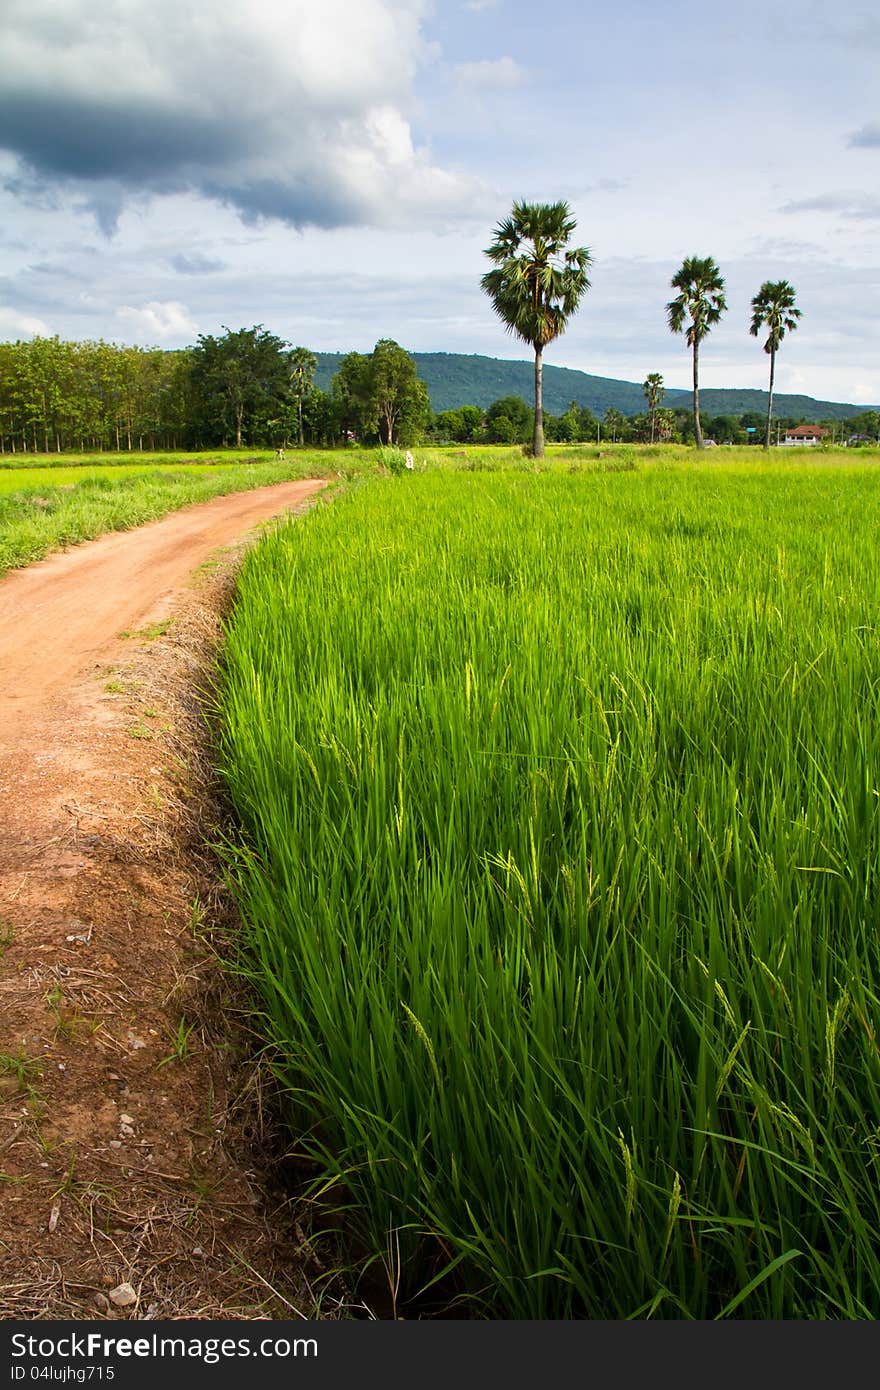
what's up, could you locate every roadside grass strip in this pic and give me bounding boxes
[0,457,343,575]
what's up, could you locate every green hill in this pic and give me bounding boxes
[313,350,873,422]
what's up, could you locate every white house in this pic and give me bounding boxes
[780,425,829,447]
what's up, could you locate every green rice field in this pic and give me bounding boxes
[217,458,880,1318]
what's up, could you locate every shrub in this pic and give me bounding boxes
[376,445,408,475]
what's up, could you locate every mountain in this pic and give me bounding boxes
[312,351,874,423]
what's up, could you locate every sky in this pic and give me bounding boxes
[0,0,878,405]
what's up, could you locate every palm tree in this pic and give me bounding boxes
[666,256,727,448]
[604,406,625,443]
[288,346,317,447]
[750,281,801,450]
[642,372,665,443]
[481,201,592,457]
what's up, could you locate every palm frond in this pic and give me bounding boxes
[750,280,802,353]
[667,255,727,345]
[481,201,592,351]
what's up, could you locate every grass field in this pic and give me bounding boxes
[1,443,876,581]
[0,448,288,473]
[0,463,217,493]
[0,451,378,576]
[217,456,880,1318]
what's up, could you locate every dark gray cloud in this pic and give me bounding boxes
[76,188,127,238]
[0,96,244,183]
[780,192,880,220]
[27,260,80,278]
[849,123,880,147]
[0,0,487,233]
[201,175,372,233]
[169,252,227,275]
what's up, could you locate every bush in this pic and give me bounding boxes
[376,445,408,475]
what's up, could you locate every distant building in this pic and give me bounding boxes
[780,425,829,446]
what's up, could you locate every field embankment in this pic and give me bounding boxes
[217,460,880,1318]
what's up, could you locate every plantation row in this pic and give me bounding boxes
[217,460,880,1318]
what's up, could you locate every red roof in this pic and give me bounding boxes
[785,425,828,437]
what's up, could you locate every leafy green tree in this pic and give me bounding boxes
[487,414,517,444]
[159,349,195,450]
[370,339,430,446]
[557,400,582,443]
[486,395,532,444]
[667,256,727,448]
[749,280,802,450]
[705,413,745,445]
[431,405,485,443]
[190,325,289,447]
[288,346,318,447]
[462,405,485,441]
[481,201,592,457]
[553,399,598,443]
[301,386,334,447]
[845,409,879,443]
[642,372,665,444]
[330,352,373,443]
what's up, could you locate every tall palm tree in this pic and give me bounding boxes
[288,346,317,447]
[666,256,727,448]
[481,201,592,457]
[642,371,665,443]
[750,281,801,450]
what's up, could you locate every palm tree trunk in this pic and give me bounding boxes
[692,339,703,448]
[533,346,545,457]
[764,347,776,451]
[298,398,304,448]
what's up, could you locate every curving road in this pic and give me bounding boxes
[0,478,325,717]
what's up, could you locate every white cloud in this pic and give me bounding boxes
[453,56,527,89]
[116,300,198,343]
[0,306,50,338]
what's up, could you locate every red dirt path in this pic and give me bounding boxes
[0,479,330,1319]
[0,480,325,712]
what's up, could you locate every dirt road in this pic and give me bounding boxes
[0,479,326,714]
[0,478,327,1319]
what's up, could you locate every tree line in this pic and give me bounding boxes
[0,330,431,454]
[431,395,879,447]
[1,329,875,455]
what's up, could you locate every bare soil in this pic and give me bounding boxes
[0,479,343,1320]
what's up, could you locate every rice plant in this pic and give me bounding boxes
[217,462,880,1318]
